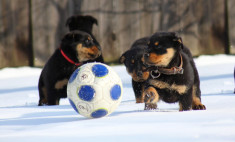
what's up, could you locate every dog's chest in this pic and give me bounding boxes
[60,65,78,76]
[148,79,188,95]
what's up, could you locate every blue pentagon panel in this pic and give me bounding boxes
[91,109,108,118]
[92,64,109,77]
[68,99,79,113]
[110,84,122,100]
[69,68,80,83]
[78,85,95,101]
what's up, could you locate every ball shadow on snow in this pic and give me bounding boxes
[0,105,90,126]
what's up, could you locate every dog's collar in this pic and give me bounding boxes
[59,48,81,66]
[150,53,184,78]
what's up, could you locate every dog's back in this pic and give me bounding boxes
[131,37,149,50]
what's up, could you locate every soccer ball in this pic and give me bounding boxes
[67,62,123,118]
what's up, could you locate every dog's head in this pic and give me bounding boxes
[61,30,101,62]
[120,38,150,82]
[144,32,183,67]
[66,15,98,33]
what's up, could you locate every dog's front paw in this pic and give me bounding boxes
[144,87,159,110]
[144,103,157,110]
[192,97,206,110]
[193,103,206,110]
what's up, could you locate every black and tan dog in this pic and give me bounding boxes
[66,15,104,63]
[38,30,101,105]
[143,32,206,111]
[120,37,150,103]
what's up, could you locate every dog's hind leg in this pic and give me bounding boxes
[47,89,60,105]
[191,60,206,110]
[192,85,206,110]
[38,76,48,106]
[132,80,145,103]
[179,88,193,111]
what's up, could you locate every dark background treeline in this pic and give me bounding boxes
[0,0,234,68]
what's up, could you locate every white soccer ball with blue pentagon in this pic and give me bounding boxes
[67,62,123,118]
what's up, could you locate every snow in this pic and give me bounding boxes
[0,54,235,142]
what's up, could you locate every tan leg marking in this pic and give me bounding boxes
[136,84,145,103]
[192,85,206,110]
[149,79,188,95]
[136,98,143,103]
[56,99,59,105]
[171,84,188,94]
[40,87,48,105]
[179,102,192,111]
[55,79,68,90]
[179,103,183,111]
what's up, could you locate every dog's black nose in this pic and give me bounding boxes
[97,45,101,50]
[88,53,96,58]
[137,71,143,77]
[144,53,150,58]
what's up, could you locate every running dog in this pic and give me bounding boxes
[143,32,206,111]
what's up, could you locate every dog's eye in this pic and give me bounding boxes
[85,39,91,44]
[88,37,93,41]
[85,39,89,44]
[173,38,182,44]
[154,42,159,46]
[131,59,135,64]
[85,37,93,44]
[142,66,147,71]
[145,53,150,57]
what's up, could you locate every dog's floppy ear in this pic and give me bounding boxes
[173,36,184,49]
[119,54,126,64]
[66,16,78,31]
[65,16,74,28]
[61,32,73,45]
[86,16,98,25]
[178,37,184,49]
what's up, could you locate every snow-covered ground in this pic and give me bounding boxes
[0,54,235,142]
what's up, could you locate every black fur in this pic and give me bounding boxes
[66,15,104,63]
[143,32,206,111]
[38,31,101,105]
[120,37,150,103]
